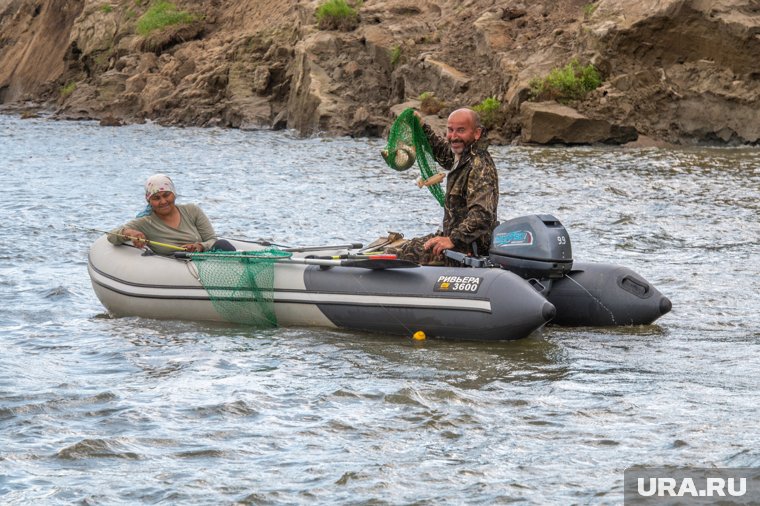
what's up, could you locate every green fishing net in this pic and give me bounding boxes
[189,249,292,327]
[384,107,445,207]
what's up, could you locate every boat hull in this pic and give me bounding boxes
[88,236,555,340]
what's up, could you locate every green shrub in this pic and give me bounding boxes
[472,96,502,129]
[136,1,198,36]
[419,92,445,115]
[582,3,597,17]
[390,45,401,67]
[315,0,359,31]
[529,59,602,103]
[100,5,113,14]
[60,82,77,98]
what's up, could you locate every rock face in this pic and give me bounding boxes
[0,0,84,103]
[0,0,758,145]
[521,102,637,145]
[577,0,760,144]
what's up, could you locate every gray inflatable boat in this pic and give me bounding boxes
[88,214,670,340]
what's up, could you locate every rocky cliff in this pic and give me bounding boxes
[1,0,759,145]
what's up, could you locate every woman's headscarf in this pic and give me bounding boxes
[144,174,176,200]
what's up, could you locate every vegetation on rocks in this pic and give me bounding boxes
[472,97,502,130]
[315,0,360,31]
[419,92,445,115]
[529,59,602,103]
[390,45,401,67]
[136,1,198,36]
[582,3,598,17]
[60,82,77,98]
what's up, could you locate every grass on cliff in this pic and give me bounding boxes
[60,82,77,98]
[390,45,401,67]
[315,0,360,31]
[136,1,198,36]
[529,59,602,103]
[472,97,503,130]
[419,92,445,115]
[583,2,598,17]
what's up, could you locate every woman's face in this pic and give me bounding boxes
[148,191,176,216]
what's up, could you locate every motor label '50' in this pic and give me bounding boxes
[434,275,482,293]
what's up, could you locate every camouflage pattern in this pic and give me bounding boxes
[386,233,445,265]
[387,123,499,265]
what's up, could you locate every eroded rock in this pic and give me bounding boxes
[0,0,758,145]
[521,102,637,145]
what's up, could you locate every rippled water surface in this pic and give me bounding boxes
[1,115,759,504]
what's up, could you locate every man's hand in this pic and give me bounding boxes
[424,236,454,257]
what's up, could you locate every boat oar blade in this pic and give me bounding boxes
[306,254,399,260]
[339,258,418,269]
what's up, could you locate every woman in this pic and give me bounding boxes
[108,174,234,255]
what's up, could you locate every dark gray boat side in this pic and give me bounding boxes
[304,265,556,340]
[545,262,672,326]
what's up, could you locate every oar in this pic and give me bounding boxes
[284,243,363,253]
[287,257,418,269]
[173,252,418,269]
[84,227,187,251]
[228,238,364,252]
[305,254,399,260]
[223,238,290,248]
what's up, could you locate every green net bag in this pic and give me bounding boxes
[383,108,445,207]
[189,249,292,327]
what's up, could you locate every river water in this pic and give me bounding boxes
[1,114,758,504]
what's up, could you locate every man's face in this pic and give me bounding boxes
[446,110,482,155]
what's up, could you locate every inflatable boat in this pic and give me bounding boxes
[87,215,671,340]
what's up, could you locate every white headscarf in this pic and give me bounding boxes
[144,174,176,201]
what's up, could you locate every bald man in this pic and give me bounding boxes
[388,108,499,265]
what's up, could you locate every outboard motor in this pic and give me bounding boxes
[489,214,573,280]
[489,214,671,326]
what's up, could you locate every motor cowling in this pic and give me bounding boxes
[489,214,573,279]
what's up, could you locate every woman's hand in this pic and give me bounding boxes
[123,228,147,248]
[182,242,205,252]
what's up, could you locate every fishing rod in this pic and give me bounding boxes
[81,225,365,254]
[74,226,187,251]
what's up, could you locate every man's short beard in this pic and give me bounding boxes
[449,139,471,152]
